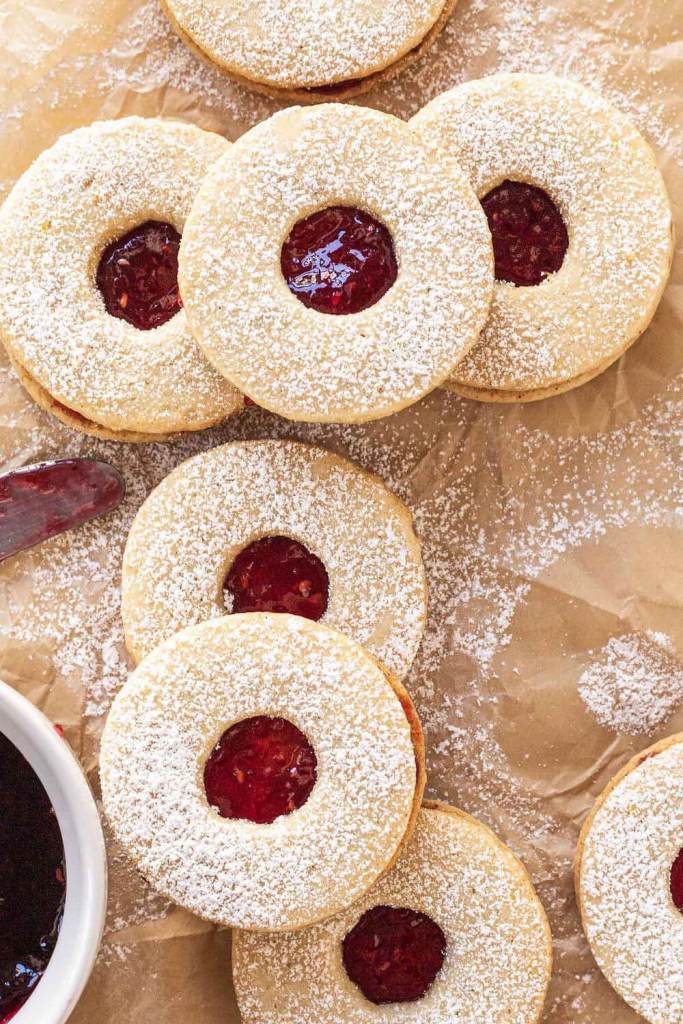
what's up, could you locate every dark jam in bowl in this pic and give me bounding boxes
[0,733,65,1020]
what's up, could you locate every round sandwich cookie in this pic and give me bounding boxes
[411,74,674,402]
[179,104,493,424]
[576,734,683,1024]
[121,440,427,678]
[0,117,242,441]
[101,614,425,932]
[161,0,458,102]
[233,801,552,1022]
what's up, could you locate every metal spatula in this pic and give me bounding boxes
[0,459,125,562]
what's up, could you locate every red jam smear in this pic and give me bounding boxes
[96,220,182,330]
[481,180,568,287]
[306,77,363,95]
[281,206,397,314]
[670,848,683,912]
[224,536,329,620]
[0,733,65,1018]
[203,716,317,824]
[342,905,447,1005]
[0,459,124,562]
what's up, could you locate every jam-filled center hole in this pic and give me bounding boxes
[670,848,683,912]
[203,715,318,824]
[481,180,568,287]
[342,905,447,1005]
[96,220,182,330]
[281,206,398,315]
[224,535,329,621]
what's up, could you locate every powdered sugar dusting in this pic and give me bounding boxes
[233,804,551,1023]
[163,0,447,89]
[579,632,683,735]
[412,74,673,393]
[0,0,680,1016]
[100,613,419,931]
[121,440,427,678]
[579,740,683,1023]
[0,117,241,434]
[179,103,493,423]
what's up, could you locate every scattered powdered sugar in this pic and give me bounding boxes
[233,804,551,1023]
[98,0,276,124]
[0,348,681,1021]
[0,0,680,1016]
[379,0,682,161]
[578,631,683,735]
[100,613,418,931]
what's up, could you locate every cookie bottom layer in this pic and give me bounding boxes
[11,358,240,444]
[444,353,619,404]
[162,0,458,103]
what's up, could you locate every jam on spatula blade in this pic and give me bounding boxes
[0,459,125,561]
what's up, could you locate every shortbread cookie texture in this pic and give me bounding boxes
[233,802,552,1023]
[161,0,451,93]
[411,74,674,401]
[122,441,427,678]
[101,614,425,932]
[0,117,242,440]
[576,734,683,1024]
[179,104,493,424]
[180,0,459,105]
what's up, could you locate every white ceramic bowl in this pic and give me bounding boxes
[0,681,107,1024]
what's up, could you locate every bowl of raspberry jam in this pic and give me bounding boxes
[0,683,106,1023]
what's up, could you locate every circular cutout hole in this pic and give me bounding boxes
[203,716,318,824]
[96,220,182,330]
[670,848,683,912]
[342,905,447,1005]
[0,734,65,1020]
[224,536,329,621]
[281,206,397,315]
[481,180,568,287]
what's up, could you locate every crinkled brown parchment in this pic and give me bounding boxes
[0,1,681,1021]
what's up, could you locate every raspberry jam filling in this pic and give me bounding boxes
[204,716,317,825]
[281,206,397,314]
[670,848,683,912]
[306,77,363,95]
[96,220,182,330]
[224,536,329,620]
[481,180,568,287]
[0,734,65,1020]
[342,905,447,1005]
[0,459,125,561]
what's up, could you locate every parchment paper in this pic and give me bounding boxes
[0,1,681,1021]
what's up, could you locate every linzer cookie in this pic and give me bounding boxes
[161,0,458,102]
[0,117,242,441]
[233,802,552,1022]
[121,440,427,679]
[179,104,493,423]
[411,74,674,402]
[100,614,425,931]
[576,734,683,1024]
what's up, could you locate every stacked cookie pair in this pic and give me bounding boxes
[160,0,459,102]
[0,74,673,440]
[100,440,553,1022]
